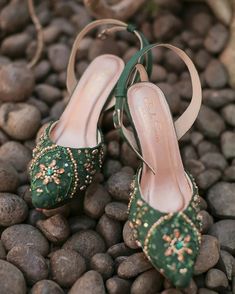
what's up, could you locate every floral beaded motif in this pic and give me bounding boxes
[35,160,65,185]
[29,122,105,209]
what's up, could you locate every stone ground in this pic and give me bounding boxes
[0,0,235,293]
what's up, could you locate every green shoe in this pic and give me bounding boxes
[29,19,153,209]
[113,44,203,288]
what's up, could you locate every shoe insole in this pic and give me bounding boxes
[128,82,192,213]
[50,54,124,148]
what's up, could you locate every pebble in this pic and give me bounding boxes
[117,252,152,278]
[103,160,122,178]
[106,171,133,202]
[0,141,31,172]
[28,97,49,118]
[48,44,70,72]
[96,214,122,247]
[194,49,211,71]
[33,60,51,81]
[153,13,182,40]
[205,60,228,89]
[36,214,70,244]
[207,182,235,219]
[1,32,31,58]
[0,160,19,192]
[0,64,35,102]
[63,230,106,259]
[196,105,225,138]
[191,12,213,36]
[204,24,229,54]
[205,269,228,290]
[35,84,62,105]
[0,193,28,226]
[107,140,120,158]
[69,270,105,294]
[203,89,235,109]
[84,184,111,219]
[199,210,214,234]
[120,142,139,169]
[88,39,120,61]
[106,276,131,294]
[30,280,64,294]
[0,240,6,259]
[164,49,185,73]
[0,1,29,33]
[185,159,205,177]
[68,215,96,233]
[151,64,167,82]
[90,253,114,280]
[224,166,235,181]
[221,131,235,159]
[123,221,139,249]
[157,83,181,114]
[200,152,227,171]
[196,169,221,190]
[7,245,48,285]
[194,235,220,275]
[50,249,86,288]
[1,224,49,256]
[198,141,219,157]
[131,269,163,294]
[209,220,235,254]
[222,104,235,127]
[105,202,128,222]
[0,259,26,294]
[217,250,235,280]
[107,242,134,259]
[0,103,41,140]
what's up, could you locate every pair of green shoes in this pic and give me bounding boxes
[29,19,202,288]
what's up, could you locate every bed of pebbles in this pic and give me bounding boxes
[0,0,234,293]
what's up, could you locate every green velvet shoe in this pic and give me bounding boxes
[113,43,203,288]
[29,19,153,209]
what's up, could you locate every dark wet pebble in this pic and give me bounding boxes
[194,235,220,275]
[209,220,235,254]
[7,245,48,285]
[106,276,131,294]
[106,171,133,202]
[96,214,122,248]
[117,252,152,278]
[69,270,105,294]
[0,193,28,226]
[30,280,64,294]
[37,214,70,244]
[0,259,26,294]
[105,202,128,222]
[207,182,235,219]
[84,184,111,219]
[131,269,163,294]
[1,224,49,256]
[90,253,114,280]
[50,249,86,288]
[63,230,106,259]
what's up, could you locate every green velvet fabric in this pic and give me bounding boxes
[29,122,105,209]
[128,170,202,288]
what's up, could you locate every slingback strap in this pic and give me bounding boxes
[66,19,152,95]
[114,43,202,170]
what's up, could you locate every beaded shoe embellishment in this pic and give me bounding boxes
[128,171,202,288]
[29,122,105,209]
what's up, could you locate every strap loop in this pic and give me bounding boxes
[66,19,152,96]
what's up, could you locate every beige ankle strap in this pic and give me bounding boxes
[66,19,146,95]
